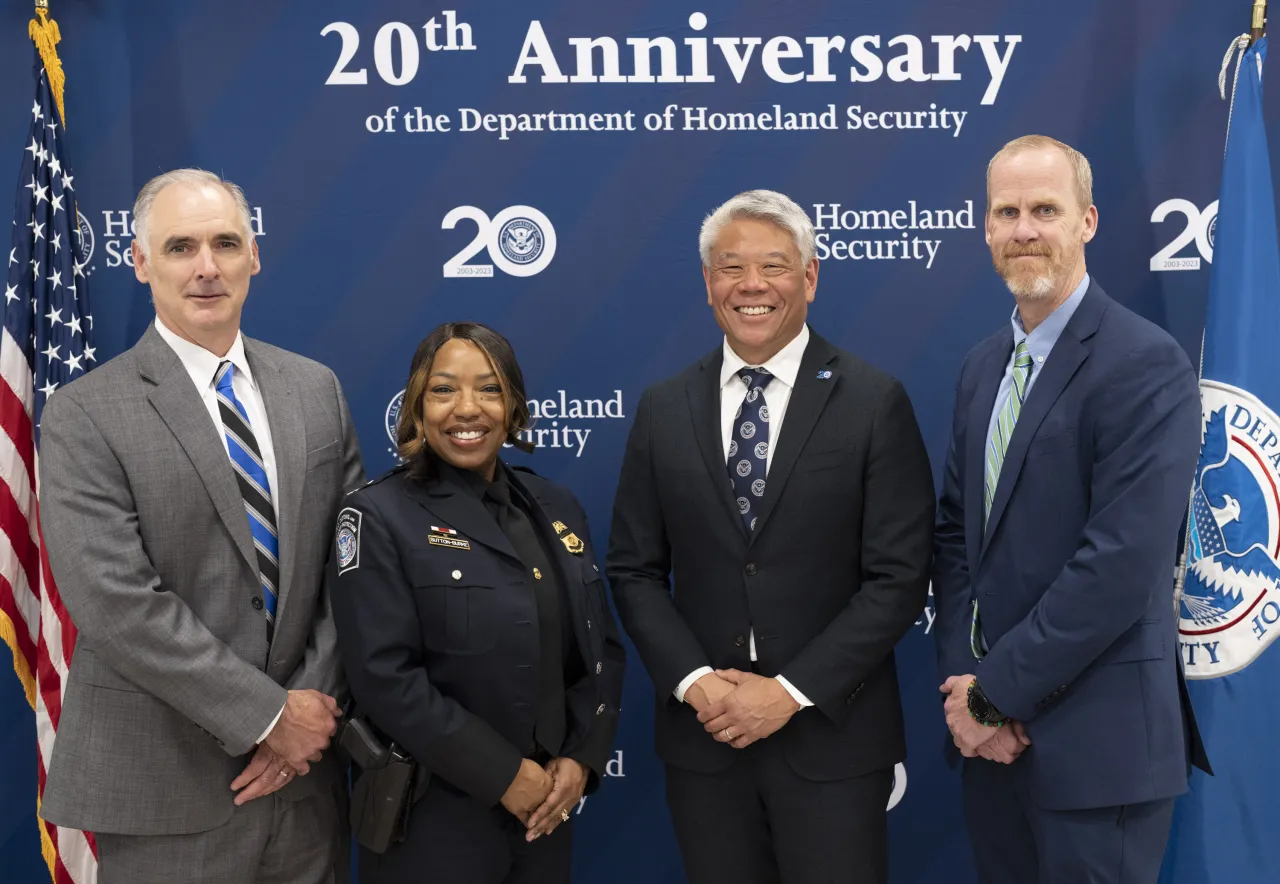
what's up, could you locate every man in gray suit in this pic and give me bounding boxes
[38,169,365,883]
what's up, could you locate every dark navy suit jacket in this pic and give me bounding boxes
[933,279,1210,810]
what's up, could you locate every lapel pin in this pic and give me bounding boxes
[817,370,833,380]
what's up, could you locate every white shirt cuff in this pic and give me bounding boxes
[255,701,287,745]
[674,667,715,703]
[775,675,814,708]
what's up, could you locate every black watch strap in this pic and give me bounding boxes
[967,679,1007,727]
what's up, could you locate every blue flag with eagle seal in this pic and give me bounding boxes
[1161,36,1280,884]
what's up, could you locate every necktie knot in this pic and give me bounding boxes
[215,360,235,394]
[1013,340,1033,369]
[485,477,512,509]
[740,367,773,392]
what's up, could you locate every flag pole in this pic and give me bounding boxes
[1252,0,1267,46]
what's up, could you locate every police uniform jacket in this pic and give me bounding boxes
[328,461,625,806]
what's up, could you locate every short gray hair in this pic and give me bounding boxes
[987,135,1094,211]
[699,189,816,267]
[133,169,254,258]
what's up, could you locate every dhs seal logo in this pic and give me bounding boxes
[497,216,544,265]
[385,390,404,457]
[1180,380,1280,677]
[335,507,362,574]
[75,209,94,265]
[442,205,557,278]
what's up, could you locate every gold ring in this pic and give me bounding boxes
[560,809,570,823]
[722,728,731,740]
[278,767,289,778]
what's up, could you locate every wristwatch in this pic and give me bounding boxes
[967,679,1007,727]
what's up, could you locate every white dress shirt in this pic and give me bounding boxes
[154,317,285,742]
[674,325,814,709]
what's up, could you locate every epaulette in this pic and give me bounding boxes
[347,462,409,494]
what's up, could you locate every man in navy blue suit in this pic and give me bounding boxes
[933,135,1211,884]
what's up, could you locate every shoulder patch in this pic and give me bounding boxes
[336,507,362,573]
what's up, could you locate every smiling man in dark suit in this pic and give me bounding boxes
[606,189,935,884]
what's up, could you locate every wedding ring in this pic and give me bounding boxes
[722,728,732,740]
[278,767,290,778]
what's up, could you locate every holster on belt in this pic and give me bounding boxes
[338,714,430,854]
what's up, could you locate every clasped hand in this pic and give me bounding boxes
[231,689,341,805]
[690,670,800,749]
[501,756,588,842]
[938,674,1030,763]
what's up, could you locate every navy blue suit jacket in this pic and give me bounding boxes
[933,280,1208,810]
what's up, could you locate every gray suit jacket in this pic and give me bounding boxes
[39,323,365,836]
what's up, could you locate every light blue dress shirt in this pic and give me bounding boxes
[983,274,1091,470]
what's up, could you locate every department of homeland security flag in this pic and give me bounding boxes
[0,10,99,883]
[1161,35,1280,884]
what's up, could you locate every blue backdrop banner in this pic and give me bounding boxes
[0,2,1270,882]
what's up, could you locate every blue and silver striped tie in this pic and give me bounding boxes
[215,361,280,639]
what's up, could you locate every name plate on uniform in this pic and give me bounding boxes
[428,534,471,551]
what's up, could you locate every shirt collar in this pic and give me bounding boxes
[720,324,811,391]
[153,316,254,391]
[439,458,510,501]
[1011,273,1091,362]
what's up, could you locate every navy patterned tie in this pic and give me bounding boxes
[727,368,773,532]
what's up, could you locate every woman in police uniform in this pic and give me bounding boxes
[328,322,625,884]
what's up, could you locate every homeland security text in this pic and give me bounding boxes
[366,104,967,139]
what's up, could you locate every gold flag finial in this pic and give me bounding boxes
[28,1,67,127]
[1253,0,1268,45]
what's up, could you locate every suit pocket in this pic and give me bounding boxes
[305,439,340,470]
[72,648,146,693]
[792,446,850,474]
[578,558,607,642]
[1096,619,1165,665]
[413,578,499,655]
[1027,429,1076,458]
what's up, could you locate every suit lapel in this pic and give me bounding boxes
[405,475,521,563]
[245,340,305,623]
[980,284,1107,559]
[686,347,748,538]
[138,326,259,578]
[965,335,1011,574]
[748,333,838,543]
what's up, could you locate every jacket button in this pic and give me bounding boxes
[744,563,757,576]
[587,619,592,630]
[452,570,462,580]
[251,596,264,610]
[734,634,746,647]
[596,704,605,715]
[595,662,602,675]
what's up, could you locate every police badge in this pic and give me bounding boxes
[560,532,585,555]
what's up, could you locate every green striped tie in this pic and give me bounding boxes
[972,340,1034,659]
[984,340,1034,523]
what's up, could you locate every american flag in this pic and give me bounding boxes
[0,47,99,884]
